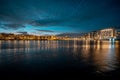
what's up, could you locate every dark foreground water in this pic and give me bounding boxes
[0,40,120,79]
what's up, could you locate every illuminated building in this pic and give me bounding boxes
[99,28,116,40]
[80,27,119,40]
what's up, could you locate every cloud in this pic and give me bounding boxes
[0,0,120,33]
[35,29,54,32]
[0,23,25,30]
[30,19,64,27]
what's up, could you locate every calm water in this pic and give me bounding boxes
[0,40,120,78]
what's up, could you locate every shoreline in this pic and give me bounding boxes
[0,39,120,41]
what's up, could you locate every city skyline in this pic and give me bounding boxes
[0,0,120,78]
[0,0,120,35]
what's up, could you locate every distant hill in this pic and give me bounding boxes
[56,33,83,38]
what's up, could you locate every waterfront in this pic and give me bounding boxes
[0,40,120,79]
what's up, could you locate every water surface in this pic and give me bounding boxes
[0,40,120,78]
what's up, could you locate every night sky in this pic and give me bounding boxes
[0,0,120,35]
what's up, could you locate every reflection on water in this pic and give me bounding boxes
[0,40,120,75]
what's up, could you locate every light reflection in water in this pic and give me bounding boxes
[80,40,120,73]
[0,40,120,74]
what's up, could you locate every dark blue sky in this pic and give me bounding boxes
[0,0,120,35]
